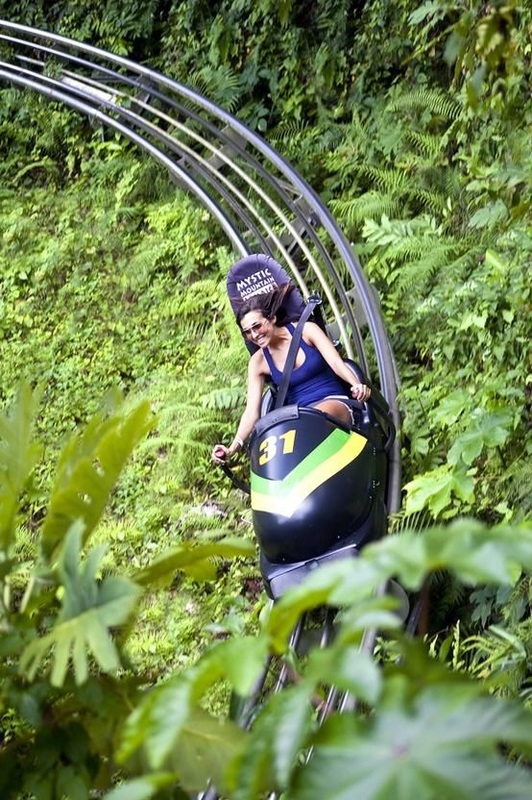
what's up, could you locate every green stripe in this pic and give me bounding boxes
[251,427,351,499]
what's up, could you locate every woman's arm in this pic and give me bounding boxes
[303,322,372,401]
[212,353,266,463]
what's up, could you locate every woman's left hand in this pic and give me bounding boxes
[351,383,371,402]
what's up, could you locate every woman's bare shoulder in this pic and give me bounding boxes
[302,320,324,341]
[249,349,268,375]
[303,320,320,332]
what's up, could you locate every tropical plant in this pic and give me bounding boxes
[108,518,532,799]
[0,0,166,56]
[0,384,254,798]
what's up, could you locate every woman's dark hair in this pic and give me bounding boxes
[236,282,296,326]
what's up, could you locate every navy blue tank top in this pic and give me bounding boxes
[262,324,348,406]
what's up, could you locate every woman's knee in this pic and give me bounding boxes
[314,399,352,426]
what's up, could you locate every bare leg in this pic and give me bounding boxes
[313,399,352,427]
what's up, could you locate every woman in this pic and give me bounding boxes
[212,284,371,464]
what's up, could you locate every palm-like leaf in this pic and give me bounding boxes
[132,537,255,585]
[21,522,141,686]
[0,382,42,551]
[290,688,532,800]
[41,400,154,558]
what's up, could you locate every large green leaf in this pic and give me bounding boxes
[0,382,42,551]
[431,388,470,428]
[289,687,532,800]
[268,686,313,787]
[41,400,154,557]
[212,636,271,698]
[448,409,513,467]
[404,464,475,516]
[304,643,383,706]
[264,520,532,648]
[118,635,267,770]
[264,558,385,651]
[104,773,181,800]
[20,523,141,686]
[168,706,247,793]
[365,520,532,589]
[227,684,313,799]
[132,537,255,586]
[118,678,247,793]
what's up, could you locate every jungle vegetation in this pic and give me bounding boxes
[0,1,531,798]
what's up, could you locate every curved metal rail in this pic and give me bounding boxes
[0,19,401,512]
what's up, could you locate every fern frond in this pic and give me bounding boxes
[379,236,434,264]
[186,65,243,113]
[463,622,532,698]
[388,508,432,535]
[269,120,309,145]
[387,90,461,121]
[404,131,447,162]
[393,257,446,297]
[506,455,532,521]
[161,278,221,321]
[324,144,361,176]
[363,214,441,251]
[330,192,401,228]
[202,386,246,412]
[437,245,485,283]
[311,124,348,154]
[425,572,468,632]
[394,242,466,295]
[349,109,369,141]
[502,576,532,627]
[128,160,175,204]
[411,188,449,215]
[360,166,412,194]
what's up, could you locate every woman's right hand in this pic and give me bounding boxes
[212,444,229,465]
[350,382,371,402]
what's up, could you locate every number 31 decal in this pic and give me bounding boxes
[258,429,296,465]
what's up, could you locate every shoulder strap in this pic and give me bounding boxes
[273,294,322,410]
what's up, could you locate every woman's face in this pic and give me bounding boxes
[240,311,275,347]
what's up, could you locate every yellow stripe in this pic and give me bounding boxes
[251,433,367,518]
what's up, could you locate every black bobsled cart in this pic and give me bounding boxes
[222,253,397,600]
[199,254,409,800]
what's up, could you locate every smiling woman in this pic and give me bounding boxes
[211,282,371,464]
[241,318,269,339]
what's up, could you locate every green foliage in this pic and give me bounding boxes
[0,386,255,797]
[41,399,154,558]
[464,623,532,701]
[0,0,165,56]
[158,0,363,127]
[289,689,532,800]
[0,140,232,509]
[0,383,42,550]
[314,2,531,528]
[113,518,532,797]
[21,522,142,686]
[1,2,531,796]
